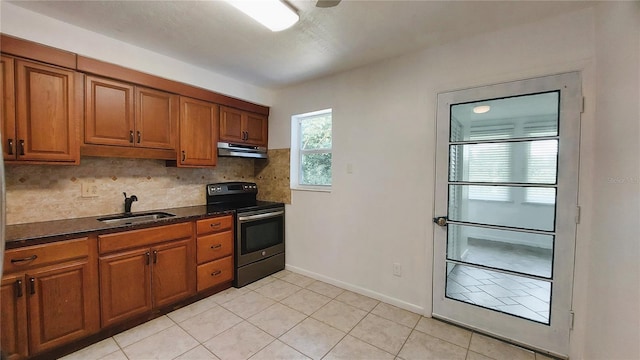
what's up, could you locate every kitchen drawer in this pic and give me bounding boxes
[197,256,233,292]
[197,231,233,264]
[3,238,88,274]
[196,215,233,235]
[99,222,192,254]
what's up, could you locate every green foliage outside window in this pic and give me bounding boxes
[299,113,332,186]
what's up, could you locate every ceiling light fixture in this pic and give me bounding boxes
[473,105,491,114]
[224,0,299,32]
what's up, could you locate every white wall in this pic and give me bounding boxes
[585,2,640,359]
[270,6,604,359]
[0,2,275,106]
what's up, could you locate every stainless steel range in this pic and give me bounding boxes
[206,182,285,287]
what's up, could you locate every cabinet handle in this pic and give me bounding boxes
[145,251,150,265]
[211,270,222,277]
[210,244,222,250]
[153,250,158,264]
[210,222,221,228]
[19,139,25,156]
[15,279,23,298]
[129,130,134,143]
[10,254,38,264]
[7,139,13,155]
[29,278,35,295]
[137,131,141,144]
[181,151,186,162]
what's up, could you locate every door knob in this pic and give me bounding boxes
[433,216,448,227]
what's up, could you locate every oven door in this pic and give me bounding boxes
[236,207,285,267]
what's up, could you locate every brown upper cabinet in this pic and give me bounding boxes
[178,96,219,168]
[1,57,81,164]
[85,76,178,150]
[220,106,268,147]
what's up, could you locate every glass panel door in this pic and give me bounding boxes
[433,73,582,357]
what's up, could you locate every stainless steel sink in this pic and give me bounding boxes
[97,211,175,225]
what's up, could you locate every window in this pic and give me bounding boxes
[291,109,332,190]
[525,125,558,204]
[466,125,513,201]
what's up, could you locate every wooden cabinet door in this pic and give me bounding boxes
[99,249,152,328]
[152,238,195,308]
[26,260,99,355]
[219,106,243,143]
[1,274,28,360]
[135,87,178,150]
[178,97,218,167]
[15,60,80,163]
[85,76,135,147]
[1,55,16,161]
[244,112,268,146]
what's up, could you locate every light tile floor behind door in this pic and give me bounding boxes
[446,240,553,323]
[61,270,555,360]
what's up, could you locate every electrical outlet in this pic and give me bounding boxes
[81,183,99,198]
[393,263,402,277]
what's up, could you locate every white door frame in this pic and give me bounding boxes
[432,72,582,357]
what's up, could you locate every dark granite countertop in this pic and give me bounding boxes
[5,205,234,249]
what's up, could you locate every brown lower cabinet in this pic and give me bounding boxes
[0,237,99,359]
[98,222,196,328]
[0,217,230,359]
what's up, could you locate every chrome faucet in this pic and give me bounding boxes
[123,192,138,214]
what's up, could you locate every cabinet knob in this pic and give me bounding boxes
[153,250,158,264]
[18,139,25,156]
[210,244,222,250]
[181,151,186,162]
[7,139,13,155]
[211,270,222,277]
[137,131,141,144]
[129,130,134,143]
[145,251,150,265]
[210,222,221,228]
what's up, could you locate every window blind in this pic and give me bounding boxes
[467,126,513,201]
[525,125,558,204]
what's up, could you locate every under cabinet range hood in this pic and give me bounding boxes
[218,142,267,159]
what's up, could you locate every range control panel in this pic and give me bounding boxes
[207,182,258,196]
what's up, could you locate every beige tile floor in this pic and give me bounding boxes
[60,270,555,360]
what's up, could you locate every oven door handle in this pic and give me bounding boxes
[238,210,284,222]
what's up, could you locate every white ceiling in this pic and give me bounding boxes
[9,0,592,89]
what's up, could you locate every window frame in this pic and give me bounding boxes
[290,108,332,192]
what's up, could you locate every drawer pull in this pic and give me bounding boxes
[10,255,38,264]
[15,279,23,298]
[211,270,222,277]
[210,244,222,250]
[210,222,222,228]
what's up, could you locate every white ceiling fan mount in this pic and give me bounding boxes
[316,0,341,8]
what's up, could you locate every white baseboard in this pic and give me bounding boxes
[285,264,426,316]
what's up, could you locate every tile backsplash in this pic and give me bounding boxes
[5,157,255,225]
[255,148,291,205]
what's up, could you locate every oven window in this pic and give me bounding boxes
[241,216,284,253]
